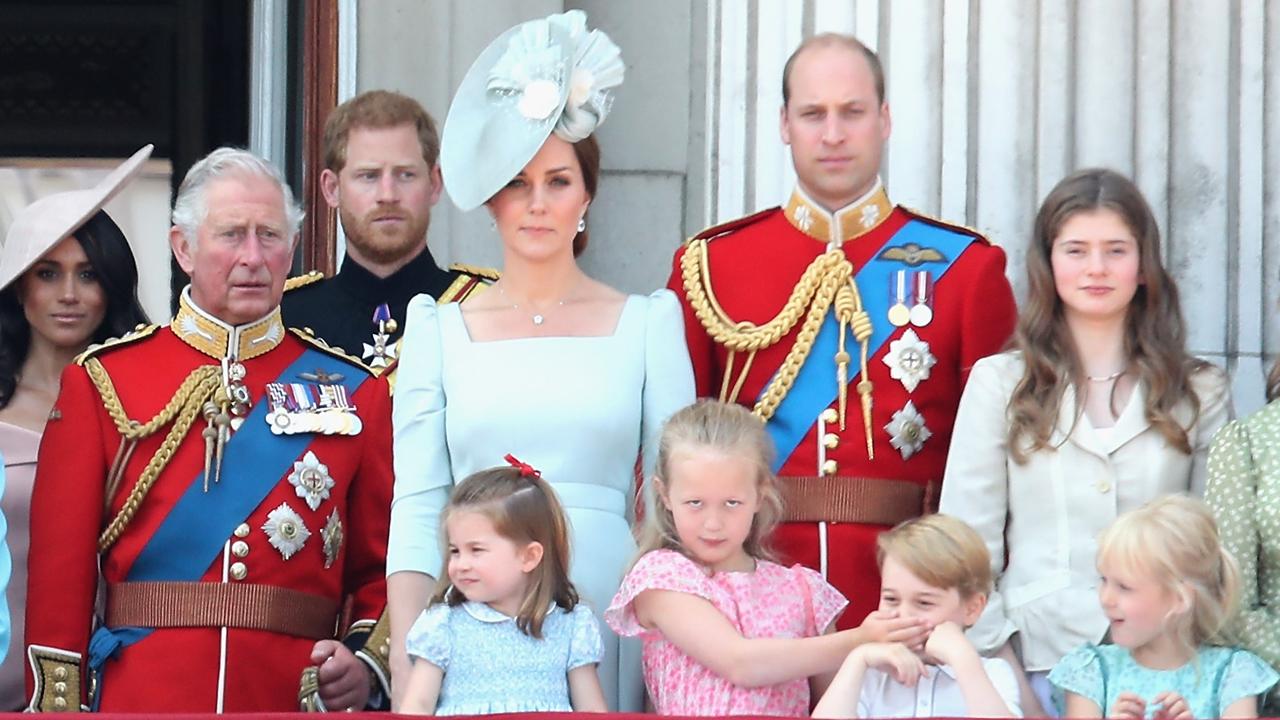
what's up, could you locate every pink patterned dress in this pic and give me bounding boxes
[605,549,847,716]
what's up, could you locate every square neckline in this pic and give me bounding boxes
[450,294,639,344]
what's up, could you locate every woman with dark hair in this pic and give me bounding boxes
[0,147,150,709]
[938,168,1230,716]
[386,11,694,713]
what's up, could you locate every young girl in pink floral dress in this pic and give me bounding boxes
[605,401,932,716]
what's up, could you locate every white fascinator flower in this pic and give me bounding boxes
[487,18,568,124]
[555,28,624,142]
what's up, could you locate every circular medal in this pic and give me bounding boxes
[888,303,911,327]
[909,303,933,327]
[321,413,344,435]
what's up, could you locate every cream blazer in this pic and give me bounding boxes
[939,351,1231,672]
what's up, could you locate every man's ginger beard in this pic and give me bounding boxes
[338,204,430,265]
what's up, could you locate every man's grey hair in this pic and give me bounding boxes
[171,147,305,243]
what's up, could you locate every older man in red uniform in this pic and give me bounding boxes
[25,148,392,712]
[670,35,1017,627]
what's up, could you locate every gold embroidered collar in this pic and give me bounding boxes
[171,286,285,361]
[783,179,894,247]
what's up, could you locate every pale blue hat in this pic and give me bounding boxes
[440,10,625,211]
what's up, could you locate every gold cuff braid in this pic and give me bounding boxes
[680,240,876,454]
[27,645,83,712]
[86,359,223,551]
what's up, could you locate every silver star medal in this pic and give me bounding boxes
[882,329,937,393]
[289,450,334,511]
[322,509,344,569]
[362,332,397,369]
[885,401,932,460]
[262,503,311,560]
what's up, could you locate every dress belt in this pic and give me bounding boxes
[779,476,939,526]
[106,581,339,639]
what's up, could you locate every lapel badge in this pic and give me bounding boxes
[888,270,910,327]
[882,328,937,393]
[322,508,343,569]
[262,502,311,560]
[362,303,399,369]
[885,400,932,460]
[909,270,933,327]
[298,368,345,384]
[877,242,948,267]
[289,450,334,511]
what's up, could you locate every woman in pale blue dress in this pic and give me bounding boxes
[385,11,695,712]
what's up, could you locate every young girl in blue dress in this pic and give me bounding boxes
[1050,495,1277,718]
[399,458,607,715]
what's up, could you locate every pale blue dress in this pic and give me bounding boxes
[389,290,695,712]
[405,601,602,714]
[1049,644,1278,718]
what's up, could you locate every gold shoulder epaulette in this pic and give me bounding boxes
[448,262,501,281]
[439,264,498,304]
[898,206,992,245]
[689,207,778,243]
[284,270,326,292]
[74,324,160,366]
[288,328,378,377]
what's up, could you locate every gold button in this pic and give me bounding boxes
[822,459,838,476]
[232,541,249,558]
[53,682,66,694]
[53,697,67,710]
[234,523,251,538]
[230,562,248,581]
[821,408,839,423]
[823,433,839,449]
[53,667,67,681]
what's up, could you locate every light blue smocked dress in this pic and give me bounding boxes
[1049,644,1279,718]
[406,601,603,715]
[389,290,696,712]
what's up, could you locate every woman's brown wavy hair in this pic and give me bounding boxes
[1007,168,1206,463]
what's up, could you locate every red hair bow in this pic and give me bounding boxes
[504,454,542,478]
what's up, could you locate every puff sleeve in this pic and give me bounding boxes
[793,565,847,633]
[567,605,605,670]
[605,550,713,638]
[1046,645,1105,713]
[388,295,454,578]
[404,604,452,670]
[639,290,695,516]
[1217,649,1280,713]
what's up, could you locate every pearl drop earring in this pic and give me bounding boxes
[577,217,586,233]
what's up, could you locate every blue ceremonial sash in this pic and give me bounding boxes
[89,348,372,673]
[763,220,977,471]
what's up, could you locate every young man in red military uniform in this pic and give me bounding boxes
[25,148,393,712]
[669,35,1017,628]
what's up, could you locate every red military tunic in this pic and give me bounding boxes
[668,183,1016,627]
[25,291,393,712]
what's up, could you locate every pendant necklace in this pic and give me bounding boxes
[497,284,573,326]
[1086,369,1125,383]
